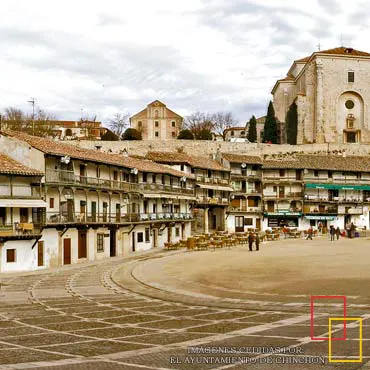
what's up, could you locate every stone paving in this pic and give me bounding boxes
[0,237,368,369]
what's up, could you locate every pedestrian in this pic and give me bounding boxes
[350,222,356,238]
[335,226,341,240]
[306,226,313,240]
[329,225,335,241]
[318,221,323,234]
[248,232,254,251]
[255,234,260,251]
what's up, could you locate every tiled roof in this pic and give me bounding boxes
[0,153,43,176]
[297,154,370,172]
[294,56,310,63]
[222,153,263,165]
[262,158,302,169]
[2,131,193,179]
[130,100,182,120]
[294,47,370,65]
[262,154,370,172]
[224,126,246,132]
[318,47,370,57]
[146,151,229,171]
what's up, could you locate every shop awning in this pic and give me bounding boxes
[305,183,370,191]
[197,184,234,191]
[0,199,47,208]
[305,215,336,220]
[264,212,301,217]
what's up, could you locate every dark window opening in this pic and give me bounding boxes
[348,71,354,83]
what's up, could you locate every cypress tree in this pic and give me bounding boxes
[247,115,257,143]
[263,101,278,144]
[286,102,298,145]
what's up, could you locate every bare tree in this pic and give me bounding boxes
[2,106,56,137]
[108,112,130,137]
[184,112,214,138]
[211,112,237,141]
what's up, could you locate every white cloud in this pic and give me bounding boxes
[0,0,369,126]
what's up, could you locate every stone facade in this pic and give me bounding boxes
[130,100,183,140]
[272,47,370,144]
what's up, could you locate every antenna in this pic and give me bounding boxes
[316,40,321,51]
[28,97,36,135]
[340,33,343,47]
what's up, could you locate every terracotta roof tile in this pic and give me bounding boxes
[0,153,43,176]
[222,153,263,165]
[146,151,229,171]
[294,47,370,65]
[3,131,193,179]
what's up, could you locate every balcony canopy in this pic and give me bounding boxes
[0,199,47,208]
[197,184,234,191]
[305,183,370,190]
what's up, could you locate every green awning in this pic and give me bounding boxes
[305,184,370,190]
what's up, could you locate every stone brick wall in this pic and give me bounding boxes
[69,139,370,157]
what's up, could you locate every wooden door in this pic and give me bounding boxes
[110,229,116,257]
[279,186,285,198]
[78,230,87,259]
[235,216,244,232]
[80,165,86,183]
[0,207,5,225]
[37,241,44,266]
[267,201,274,212]
[152,229,157,249]
[132,232,136,252]
[167,227,172,242]
[116,204,121,222]
[91,201,97,222]
[63,238,71,265]
[67,200,74,222]
[256,218,261,230]
[20,208,28,222]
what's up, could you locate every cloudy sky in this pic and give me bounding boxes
[1,0,369,126]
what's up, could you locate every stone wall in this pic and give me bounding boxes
[70,139,370,157]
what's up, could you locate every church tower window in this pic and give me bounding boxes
[345,100,354,109]
[348,71,354,83]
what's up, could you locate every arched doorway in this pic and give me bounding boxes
[337,91,364,143]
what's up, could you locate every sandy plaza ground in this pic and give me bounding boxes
[0,236,369,369]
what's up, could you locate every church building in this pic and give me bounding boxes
[130,100,183,140]
[272,47,370,144]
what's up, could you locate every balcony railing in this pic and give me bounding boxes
[45,170,195,195]
[195,176,230,185]
[303,206,338,214]
[45,212,193,224]
[263,176,302,182]
[196,196,229,205]
[304,177,370,184]
[230,170,262,178]
[263,192,303,199]
[0,185,41,198]
[0,223,42,237]
[233,188,262,195]
[229,206,263,213]
[304,196,364,203]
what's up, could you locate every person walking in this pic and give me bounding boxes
[329,225,335,241]
[335,226,341,240]
[248,232,254,251]
[306,226,313,240]
[255,234,260,251]
[350,222,356,239]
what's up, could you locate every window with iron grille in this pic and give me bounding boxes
[97,234,104,252]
